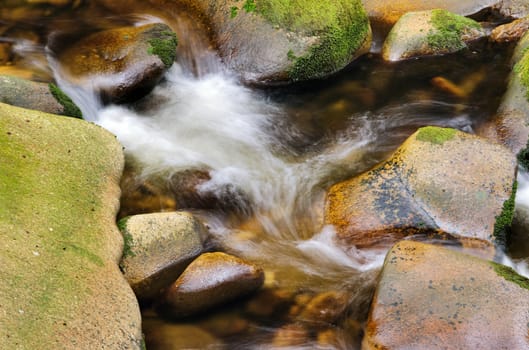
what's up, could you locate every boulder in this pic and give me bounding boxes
[118,211,207,300]
[363,240,529,349]
[382,9,485,61]
[57,23,177,104]
[163,252,264,317]
[362,0,497,26]
[0,103,142,349]
[0,75,82,118]
[96,0,372,84]
[324,126,517,249]
[478,31,529,153]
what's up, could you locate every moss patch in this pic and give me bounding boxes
[255,0,369,81]
[230,6,238,18]
[493,181,517,247]
[147,30,178,68]
[243,0,256,13]
[117,216,135,259]
[491,262,529,290]
[515,48,529,102]
[427,9,481,52]
[48,83,83,119]
[416,126,457,145]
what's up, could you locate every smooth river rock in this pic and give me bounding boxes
[0,103,142,349]
[382,9,485,61]
[363,240,529,349]
[325,126,517,249]
[0,75,82,118]
[118,211,207,300]
[163,252,264,317]
[479,31,529,154]
[96,0,372,84]
[57,22,177,104]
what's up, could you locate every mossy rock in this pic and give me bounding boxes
[364,240,529,349]
[382,9,485,61]
[118,211,207,300]
[97,0,371,84]
[324,126,517,249]
[478,31,529,154]
[0,103,142,349]
[57,23,177,104]
[0,75,81,118]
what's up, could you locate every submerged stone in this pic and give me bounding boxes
[382,9,485,61]
[324,126,517,249]
[0,103,142,349]
[162,252,264,318]
[118,211,207,300]
[363,240,529,349]
[57,22,177,104]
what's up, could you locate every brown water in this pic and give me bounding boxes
[1,2,525,349]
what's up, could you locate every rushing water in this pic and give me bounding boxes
[3,3,529,349]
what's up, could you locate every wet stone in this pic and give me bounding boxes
[57,23,177,104]
[162,252,265,318]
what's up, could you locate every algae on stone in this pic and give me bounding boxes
[48,83,83,119]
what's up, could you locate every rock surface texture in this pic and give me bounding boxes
[119,211,206,300]
[0,103,142,349]
[363,240,529,349]
[325,126,517,248]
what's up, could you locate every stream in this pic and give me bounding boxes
[3,2,529,349]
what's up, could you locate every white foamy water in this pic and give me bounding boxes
[94,64,386,281]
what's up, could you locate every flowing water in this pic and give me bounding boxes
[3,2,529,349]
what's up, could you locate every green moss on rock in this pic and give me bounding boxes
[517,137,529,171]
[147,30,178,68]
[48,83,83,119]
[117,216,135,259]
[416,126,457,145]
[493,181,517,247]
[491,261,529,290]
[515,48,529,102]
[255,0,370,81]
[427,9,481,52]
